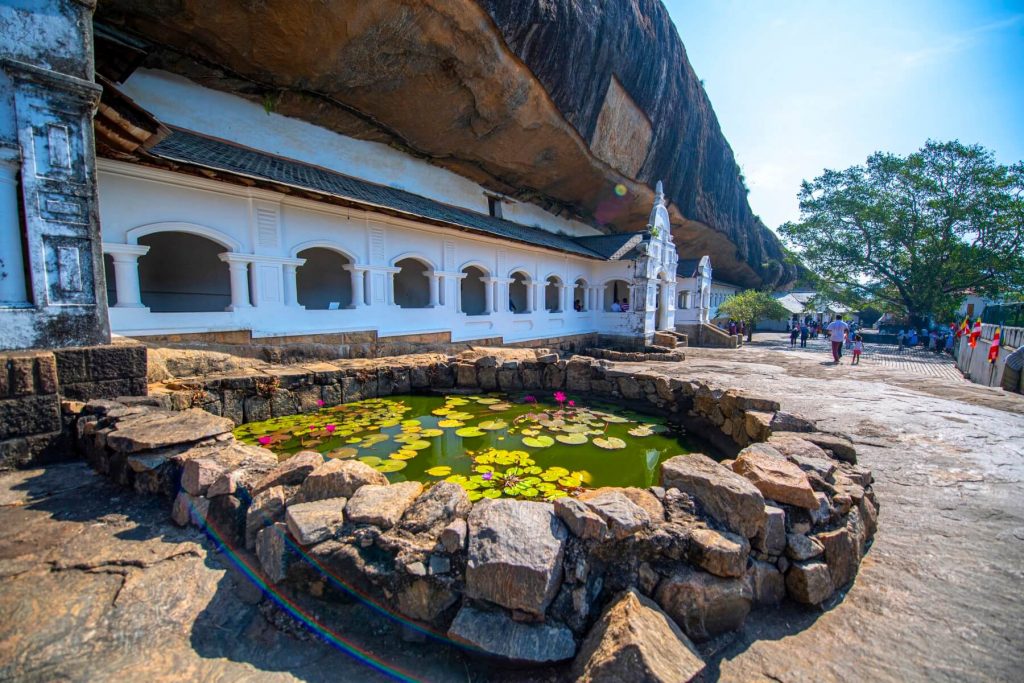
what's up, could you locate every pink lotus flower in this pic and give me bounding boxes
[523,395,537,403]
[325,424,336,433]
[568,400,575,407]
[258,436,272,446]
[554,391,567,404]
[317,399,325,407]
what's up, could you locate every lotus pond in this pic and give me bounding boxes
[234,393,702,501]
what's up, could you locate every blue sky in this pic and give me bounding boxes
[662,0,1024,230]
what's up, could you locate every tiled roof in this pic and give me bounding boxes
[148,128,609,260]
[676,259,700,278]
[573,233,645,260]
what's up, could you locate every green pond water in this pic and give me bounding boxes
[233,393,701,501]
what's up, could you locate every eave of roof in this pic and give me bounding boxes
[142,128,611,260]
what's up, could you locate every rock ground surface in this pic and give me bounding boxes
[0,334,1022,681]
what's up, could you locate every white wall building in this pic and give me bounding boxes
[93,70,683,349]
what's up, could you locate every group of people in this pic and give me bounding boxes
[896,326,956,354]
[789,315,863,364]
[726,320,746,337]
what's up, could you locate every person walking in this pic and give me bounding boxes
[897,329,906,353]
[826,314,850,364]
[799,322,809,348]
[790,324,799,347]
[851,333,864,365]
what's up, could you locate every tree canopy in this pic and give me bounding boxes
[717,290,789,340]
[779,140,1024,322]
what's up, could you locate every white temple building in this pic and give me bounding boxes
[89,69,712,350]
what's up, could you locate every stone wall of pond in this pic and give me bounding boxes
[71,351,878,672]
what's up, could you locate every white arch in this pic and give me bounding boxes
[391,252,437,271]
[290,240,359,263]
[126,221,241,251]
[458,260,492,276]
[543,273,564,285]
[599,276,631,287]
[507,267,533,283]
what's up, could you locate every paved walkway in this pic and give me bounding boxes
[761,333,966,381]
[1,342,1022,682]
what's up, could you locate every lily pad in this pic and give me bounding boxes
[327,447,358,459]
[437,419,465,428]
[628,426,654,437]
[405,440,432,450]
[522,435,555,448]
[391,450,418,460]
[456,427,486,438]
[488,403,512,411]
[375,459,407,473]
[478,420,508,431]
[419,428,444,438]
[555,433,588,445]
[476,397,501,405]
[358,456,383,466]
[425,466,452,477]
[593,437,627,450]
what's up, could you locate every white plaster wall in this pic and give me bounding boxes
[121,70,600,238]
[98,161,642,343]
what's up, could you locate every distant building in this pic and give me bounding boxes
[763,291,857,331]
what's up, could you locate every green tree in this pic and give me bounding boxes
[779,141,1024,324]
[717,290,789,341]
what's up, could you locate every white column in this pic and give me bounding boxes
[525,282,536,314]
[103,243,150,308]
[219,253,252,310]
[386,271,396,306]
[283,264,300,308]
[483,278,494,315]
[428,273,440,308]
[347,267,366,308]
[560,284,570,313]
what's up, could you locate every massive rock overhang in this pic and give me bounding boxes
[93,0,797,288]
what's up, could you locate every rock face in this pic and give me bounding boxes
[571,589,705,683]
[286,498,347,545]
[96,0,793,288]
[465,499,568,618]
[106,409,233,452]
[447,605,576,664]
[299,459,388,502]
[660,454,765,538]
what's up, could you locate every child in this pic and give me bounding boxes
[852,333,864,365]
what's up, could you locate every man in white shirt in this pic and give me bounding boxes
[826,315,850,364]
[610,301,622,312]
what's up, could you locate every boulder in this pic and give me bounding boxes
[465,499,567,618]
[814,526,859,590]
[746,559,785,606]
[733,445,819,509]
[786,561,834,604]
[181,457,229,496]
[298,458,388,502]
[654,566,752,641]
[256,522,289,584]
[252,450,323,494]
[397,482,470,536]
[753,504,786,555]
[773,431,857,464]
[447,605,576,664]
[579,486,664,522]
[810,491,833,525]
[171,490,209,528]
[769,411,816,433]
[346,481,424,529]
[245,485,287,549]
[688,528,750,578]
[571,589,705,683]
[106,408,234,453]
[743,410,774,441]
[554,496,608,541]
[785,533,824,561]
[580,490,650,540]
[285,497,347,545]
[660,454,765,538]
[396,579,458,623]
[440,518,468,553]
